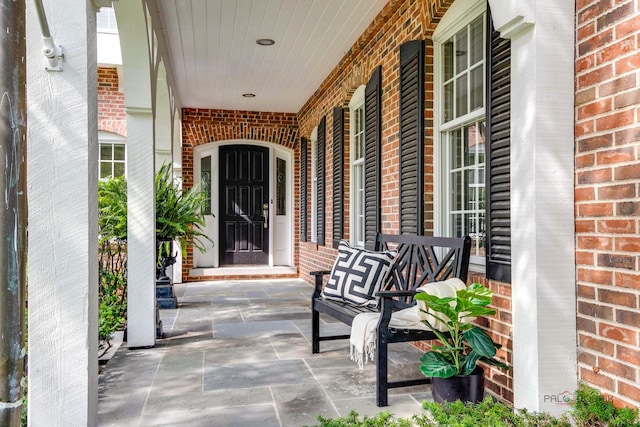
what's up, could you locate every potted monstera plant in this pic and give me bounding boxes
[414,283,509,403]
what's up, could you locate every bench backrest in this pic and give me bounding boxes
[375,233,472,307]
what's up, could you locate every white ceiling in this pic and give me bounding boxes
[154,0,389,113]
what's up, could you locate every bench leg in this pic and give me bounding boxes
[376,335,388,407]
[312,309,320,354]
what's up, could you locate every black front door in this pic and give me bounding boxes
[219,145,269,265]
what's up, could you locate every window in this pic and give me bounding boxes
[310,127,318,242]
[98,131,126,178]
[435,2,486,266]
[349,86,366,247]
[97,7,118,34]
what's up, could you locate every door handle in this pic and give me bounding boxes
[262,203,269,228]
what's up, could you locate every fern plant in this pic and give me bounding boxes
[98,176,128,242]
[154,162,212,257]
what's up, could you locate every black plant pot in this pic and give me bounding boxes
[156,240,176,284]
[431,366,484,404]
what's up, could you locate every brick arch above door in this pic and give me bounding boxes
[181,108,299,187]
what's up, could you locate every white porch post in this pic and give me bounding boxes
[488,0,577,415]
[125,107,156,347]
[155,65,173,168]
[114,0,156,348]
[26,0,99,424]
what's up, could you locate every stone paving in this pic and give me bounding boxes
[98,279,433,426]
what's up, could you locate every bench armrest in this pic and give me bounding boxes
[376,289,419,331]
[310,270,331,277]
[310,270,332,298]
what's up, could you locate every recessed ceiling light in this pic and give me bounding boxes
[242,93,256,98]
[256,38,275,46]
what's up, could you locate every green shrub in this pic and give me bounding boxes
[308,385,640,427]
[419,397,571,427]
[98,176,128,350]
[572,382,640,427]
[309,410,413,427]
[98,267,127,350]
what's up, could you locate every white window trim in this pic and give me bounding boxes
[349,85,366,248]
[434,0,487,271]
[310,126,318,243]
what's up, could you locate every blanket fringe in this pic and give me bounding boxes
[350,339,376,371]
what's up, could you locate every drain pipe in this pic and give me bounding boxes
[33,0,64,70]
[0,0,28,424]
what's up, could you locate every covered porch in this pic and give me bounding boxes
[14,0,589,425]
[98,279,431,426]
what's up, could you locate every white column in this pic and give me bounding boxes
[26,0,98,424]
[488,0,577,415]
[155,65,173,168]
[125,107,156,347]
[114,0,157,348]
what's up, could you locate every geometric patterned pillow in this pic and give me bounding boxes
[322,240,397,306]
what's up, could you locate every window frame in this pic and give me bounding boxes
[434,0,487,270]
[349,86,366,248]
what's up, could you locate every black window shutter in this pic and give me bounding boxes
[332,107,344,249]
[399,40,425,235]
[317,116,326,246]
[364,66,382,250]
[486,7,512,283]
[300,137,308,242]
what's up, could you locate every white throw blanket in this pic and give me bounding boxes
[349,278,466,370]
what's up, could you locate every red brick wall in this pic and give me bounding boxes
[97,66,126,136]
[296,0,513,404]
[575,0,640,409]
[180,108,299,281]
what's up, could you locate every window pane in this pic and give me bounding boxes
[113,144,125,161]
[100,144,112,160]
[201,155,211,215]
[356,164,365,245]
[452,170,463,211]
[356,106,365,159]
[100,162,112,179]
[443,40,454,81]
[276,158,286,216]
[451,129,462,169]
[470,16,484,65]
[452,213,463,237]
[113,162,125,177]
[444,82,453,123]
[470,66,484,112]
[455,28,468,74]
[464,169,474,210]
[456,74,468,118]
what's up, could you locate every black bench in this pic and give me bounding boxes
[311,233,472,407]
